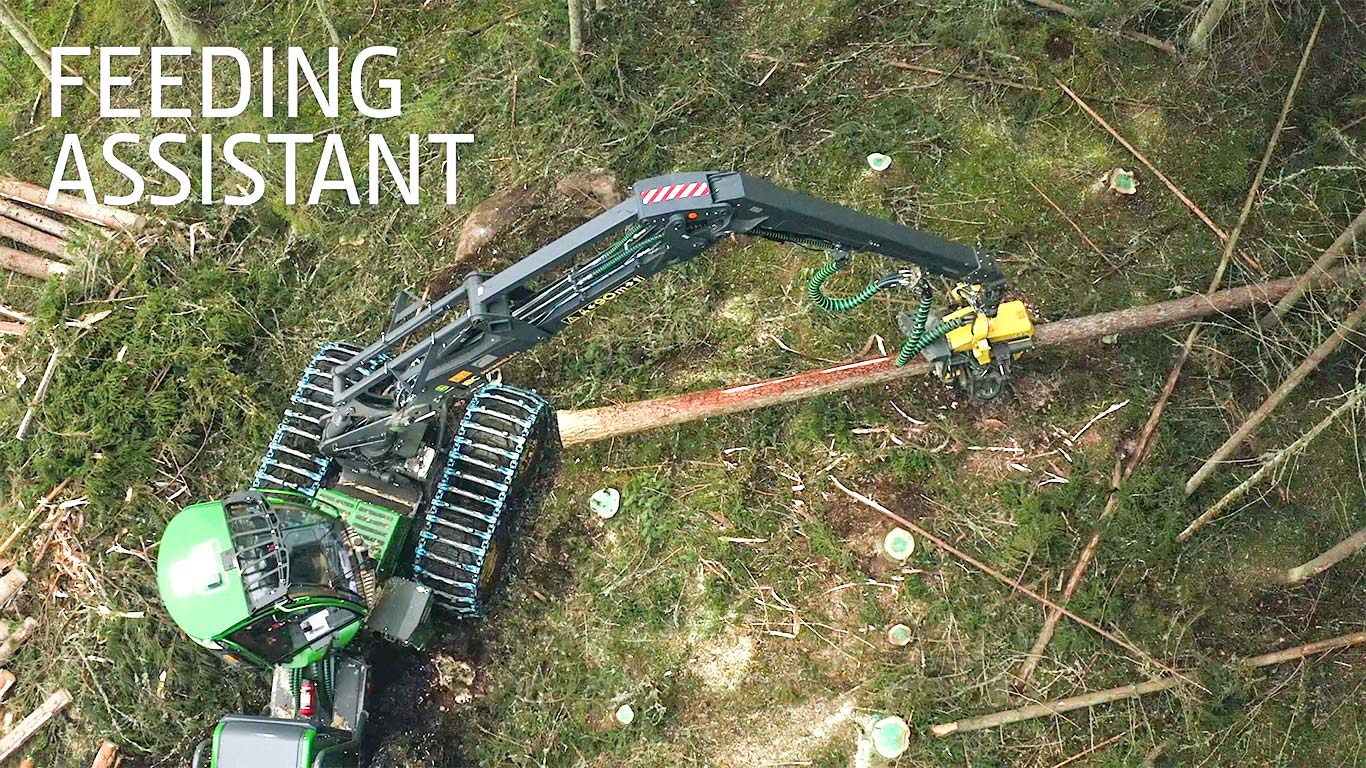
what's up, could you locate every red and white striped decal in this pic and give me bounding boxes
[640,181,710,204]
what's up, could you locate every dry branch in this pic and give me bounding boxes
[1,245,69,280]
[0,670,13,702]
[1179,384,1366,542]
[1016,454,1125,684]
[1057,80,1228,243]
[556,266,1354,445]
[90,741,119,768]
[0,215,68,258]
[1188,292,1366,495]
[888,61,1041,93]
[1237,630,1366,667]
[0,200,70,239]
[0,322,25,337]
[0,481,68,559]
[0,688,73,762]
[1283,527,1366,585]
[830,476,1192,685]
[1263,208,1366,327]
[1023,0,1176,55]
[15,346,59,440]
[938,628,1366,737]
[0,178,144,231]
[932,676,1182,737]
[1188,0,1233,53]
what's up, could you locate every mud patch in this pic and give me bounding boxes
[365,636,480,768]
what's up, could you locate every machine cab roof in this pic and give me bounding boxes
[158,490,368,667]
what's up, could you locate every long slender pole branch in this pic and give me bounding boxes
[1188,292,1366,495]
[1179,384,1366,542]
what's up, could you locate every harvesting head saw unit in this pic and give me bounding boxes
[158,171,1032,768]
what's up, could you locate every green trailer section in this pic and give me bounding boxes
[315,488,410,574]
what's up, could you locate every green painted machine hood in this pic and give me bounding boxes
[157,501,252,643]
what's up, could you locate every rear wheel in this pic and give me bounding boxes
[411,384,555,618]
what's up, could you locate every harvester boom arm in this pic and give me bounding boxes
[320,171,1006,461]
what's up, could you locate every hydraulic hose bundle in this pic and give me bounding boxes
[805,255,968,366]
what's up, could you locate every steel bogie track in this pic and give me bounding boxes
[412,383,550,618]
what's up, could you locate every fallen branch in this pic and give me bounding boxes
[0,481,69,559]
[1057,80,1227,243]
[1,244,70,280]
[0,322,26,337]
[1024,0,1176,55]
[0,304,32,323]
[1026,178,1113,267]
[1237,630,1366,668]
[1187,292,1366,495]
[938,628,1366,737]
[15,346,59,440]
[1179,384,1366,542]
[0,178,144,232]
[888,60,1041,93]
[1283,527,1366,585]
[0,200,70,239]
[0,670,13,702]
[556,266,1355,445]
[830,476,1193,685]
[1262,207,1366,327]
[1188,0,1233,53]
[0,688,73,762]
[1016,453,1126,685]
[933,676,1181,737]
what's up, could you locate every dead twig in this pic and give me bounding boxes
[1023,0,1177,55]
[1025,178,1116,267]
[1262,207,1366,327]
[941,628,1366,737]
[1179,384,1366,542]
[15,346,59,440]
[1188,292,1366,494]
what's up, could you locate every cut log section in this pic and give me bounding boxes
[0,200,70,239]
[0,178,144,232]
[0,245,69,280]
[0,216,67,258]
[557,267,1356,446]
[0,570,26,612]
[0,689,73,763]
[0,617,39,665]
[90,741,119,768]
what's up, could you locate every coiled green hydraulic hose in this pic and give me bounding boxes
[896,317,967,367]
[807,259,889,312]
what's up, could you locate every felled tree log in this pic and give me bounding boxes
[0,200,70,239]
[0,245,69,279]
[0,178,144,232]
[0,689,73,762]
[557,267,1355,446]
[0,216,67,258]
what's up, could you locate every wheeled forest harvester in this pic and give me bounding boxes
[156,171,1034,767]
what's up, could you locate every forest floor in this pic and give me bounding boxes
[1,1,1364,766]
